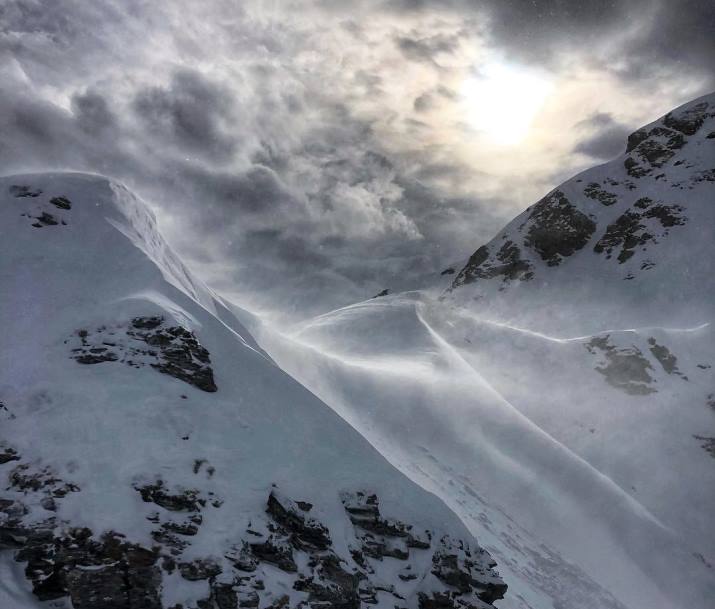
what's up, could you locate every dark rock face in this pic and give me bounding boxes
[10,186,73,227]
[583,182,618,206]
[523,191,596,266]
[0,446,20,464]
[430,537,507,604]
[69,316,217,392]
[647,338,685,378]
[585,336,656,395]
[373,289,390,298]
[451,241,533,289]
[663,101,712,136]
[179,558,222,581]
[693,435,715,459]
[341,491,431,561]
[50,196,73,210]
[624,126,685,178]
[8,526,162,609]
[136,479,203,512]
[266,490,331,551]
[9,463,79,498]
[593,198,686,264]
[9,184,42,198]
[2,460,506,609]
[249,537,298,572]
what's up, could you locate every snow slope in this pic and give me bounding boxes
[249,94,715,609]
[0,173,506,609]
[447,92,715,335]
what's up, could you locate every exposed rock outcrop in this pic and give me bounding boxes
[69,316,217,392]
[1,478,506,609]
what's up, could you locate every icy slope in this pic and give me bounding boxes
[253,294,714,609]
[0,173,507,609]
[448,93,715,335]
[437,92,715,557]
[249,94,715,609]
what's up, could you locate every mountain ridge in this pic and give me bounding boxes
[0,172,507,609]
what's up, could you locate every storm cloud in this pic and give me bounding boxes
[0,0,713,320]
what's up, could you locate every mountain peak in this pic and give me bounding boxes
[446,92,715,334]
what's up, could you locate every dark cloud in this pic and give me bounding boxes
[72,91,116,134]
[413,92,434,113]
[0,0,712,321]
[615,1,715,84]
[383,0,714,85]
[181,165,300,220]
[133,69,238,162]
[573,126,629,160]
[395,31,460,64]
[572,111,631,160]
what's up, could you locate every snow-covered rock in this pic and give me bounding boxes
[447,93,715,335]
[249,93,715,609]
[0,173,505,609]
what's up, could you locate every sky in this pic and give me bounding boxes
[1,0,713,321]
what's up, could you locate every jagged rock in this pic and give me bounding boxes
[663,101,712,135]
[624,125,687,177]
[0,446,20,464]
[226,542,259,572]
[70,317,217,392]
[266,490,331,551]
[431,537,507,606]
[136,480,202,512]
[341,491,428,562]
[179,558,222,581]
[32,211,59,227]
[9,463,79,497]
[9,528,162,608]
[50,196,73,210]
[584,182,618,206]
[523,190,596,266]
[293,553,360,609]
[211,582,239,609]
[452,241,533,288]
[3,479,505,609]
[593,197,686,264]
[9,184,42,197]
[236,589,259,608]
[249,536,297,572]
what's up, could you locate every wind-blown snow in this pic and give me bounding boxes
[1,91,713,609]
[249,94,715,609]
[0,172,505,609]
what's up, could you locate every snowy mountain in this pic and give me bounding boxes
[447,93,715,335]
[1,92,713,609]
[248,94,715,609]
[0,173,507,609]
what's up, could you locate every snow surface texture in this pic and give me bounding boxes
[1,92,713,609]
[0,173,506,609]
[248,94,715,609]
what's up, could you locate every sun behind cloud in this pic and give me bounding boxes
[460,63,553,145]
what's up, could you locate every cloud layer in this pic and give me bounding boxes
[1,0,713,320]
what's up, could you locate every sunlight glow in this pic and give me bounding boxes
[461,63,553,145]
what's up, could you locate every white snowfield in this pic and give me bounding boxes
[0,173,507,609]
[249,93,715,609]
[0,91,713,609]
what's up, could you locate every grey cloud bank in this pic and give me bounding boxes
[0,0,713,320]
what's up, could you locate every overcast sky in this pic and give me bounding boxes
[1,0,713,321]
